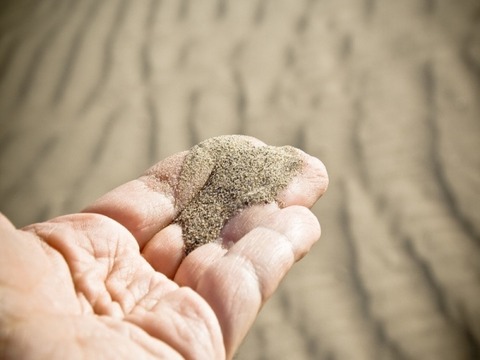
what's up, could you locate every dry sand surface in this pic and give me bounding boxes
[1,0,480,359]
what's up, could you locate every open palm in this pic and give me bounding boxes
[0,138,328,359]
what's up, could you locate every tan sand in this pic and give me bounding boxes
[174,135,302,254]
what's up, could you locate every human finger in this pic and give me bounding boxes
[141,148,326,277]
[175,206,320,358]
[84,136,327,269]
[82,151,188,249]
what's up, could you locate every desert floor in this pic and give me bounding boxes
[1,1,480,358]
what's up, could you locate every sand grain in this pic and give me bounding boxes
[174,136,303,254]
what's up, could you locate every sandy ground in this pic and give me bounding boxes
[1,0,480,358]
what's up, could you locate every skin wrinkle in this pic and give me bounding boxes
[249,227,294,300]
[103,319,176,359]
[123,272,162,315]
[106,264,137,316]
[221,226,295,306]
[105,253,178,318]
[127,287,223,359]
[8,228,81,316]
[228,251,260,297]
[27,217,127,318]
[137,281,164,312]
[221,205,319,262]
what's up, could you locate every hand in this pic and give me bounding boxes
[0,137,328,359]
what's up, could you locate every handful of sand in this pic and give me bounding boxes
[173,136,303,254]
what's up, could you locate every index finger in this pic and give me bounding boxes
[82,151,187,249]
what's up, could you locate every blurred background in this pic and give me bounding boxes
[1,0,479,358]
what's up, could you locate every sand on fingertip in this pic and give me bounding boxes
[173,135,303,255]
